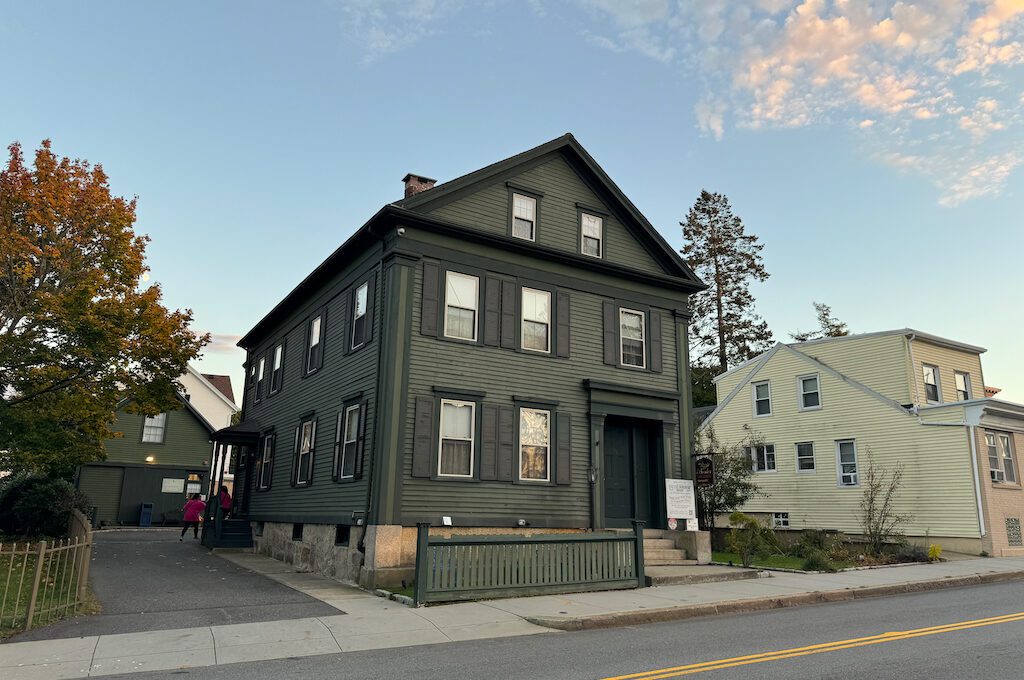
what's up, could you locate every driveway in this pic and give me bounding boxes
[9,529,340,641]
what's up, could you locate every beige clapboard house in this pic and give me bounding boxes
[699,329,1024,556]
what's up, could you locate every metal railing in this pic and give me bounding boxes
[0,509,93,632]
[413,521,645,605]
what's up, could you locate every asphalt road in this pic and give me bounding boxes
[9,529,338,641]
[110,580,1024,679]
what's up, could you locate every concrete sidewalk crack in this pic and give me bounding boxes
[87,635,100,677]
[409,610,454,641]
[318,617,345,652]
[210,627,217,665]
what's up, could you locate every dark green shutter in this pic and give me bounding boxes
[500,281,517,349]
[497,405,514,481]
[483,277,501,347]
[556,291,570,358]
[649,310,663,373]
[602,301,618,365]
[412,396,435,478]
[354,400,367,479]
[421,263,440,337]
[480,404,498,480]
[556,412,571,485]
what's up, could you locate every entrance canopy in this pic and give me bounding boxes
[211,420,262,446]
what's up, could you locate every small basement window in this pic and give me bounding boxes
[335,525,350,546]
[292,523,304,541]
[772,512,790,528]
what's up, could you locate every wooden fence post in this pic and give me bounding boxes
[632,520,646,588]
[413,523,430,607]
[24,541,47,631]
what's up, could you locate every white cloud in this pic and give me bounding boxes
[336,0,462,63]
[694,96,728,139]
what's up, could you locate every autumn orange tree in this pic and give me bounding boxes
[0,140,207,477]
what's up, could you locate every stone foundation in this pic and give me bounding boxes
[252,521,365,584]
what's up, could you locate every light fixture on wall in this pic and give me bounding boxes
[145,456,155,463]
[517,519,528,527]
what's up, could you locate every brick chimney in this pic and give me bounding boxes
[402,173,436,198]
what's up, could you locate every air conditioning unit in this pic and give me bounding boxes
[992,469,1006,483]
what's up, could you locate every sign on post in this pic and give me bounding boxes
[695,456,715,488]
[665,478,696,521]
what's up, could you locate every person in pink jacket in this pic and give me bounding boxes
[180,494,206,541]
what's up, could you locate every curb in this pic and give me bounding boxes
[523,570,1024,631]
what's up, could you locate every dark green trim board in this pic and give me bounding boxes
[676,313,695,480]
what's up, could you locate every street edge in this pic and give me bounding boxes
[523,570,1024,631]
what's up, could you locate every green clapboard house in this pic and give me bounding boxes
[212,134,706,588]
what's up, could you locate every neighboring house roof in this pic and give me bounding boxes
[116,392,216,436]
[184,364,238,410]
[237,133,706,349]
[201,373,235,404]
[691,405,716,427]
[712,328,987,384]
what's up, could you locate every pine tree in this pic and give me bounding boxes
[790,302,849,342]
[682,190,772,382]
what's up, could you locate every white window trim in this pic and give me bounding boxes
[580,213,603,259]
[142,412,167,444]
[438,399,475,478]
[795,441,816,474]
[351,283,369,350]
[999,432,1017,484]
[336,404,360,480]
[307,315,322,373]
[797,373,822,412]
[922,364,941,404]
[618,308,646,369]
[258,435,274,490]
[518,407,551,483]
[748,444,777,473]
[520,287,551,354]
[511,193,537,242]
[443,271,479,342]
[752,380,772,418]
[295,419,316,486]
[771,512,790,528]
[835,439,859,487]
[954,371,973,401]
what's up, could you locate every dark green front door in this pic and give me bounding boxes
[603,419,660,529]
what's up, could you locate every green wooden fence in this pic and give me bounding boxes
[413,521,645,605]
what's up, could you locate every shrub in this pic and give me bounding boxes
[928,544,942,561]
[0,472,90,537]
[889,542,929,563]
[801,549,838,572]
[727,512,778,567]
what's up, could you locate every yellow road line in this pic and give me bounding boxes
[602,611,1024,680]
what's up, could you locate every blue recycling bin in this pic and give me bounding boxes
[139,502,153,527]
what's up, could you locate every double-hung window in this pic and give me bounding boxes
[511,193,536,241]
[257,434,275,490]
[836,439,858,486]
[922,365,940,403]
[270,343,284,394]
[306,314,323,373]
[989,431,1018,483]
[955,371,972,401]
[798,374,821,410]
[519,408,550,482]
[753,381,771,416]
[142,413,167,443]
[1001,434,1017,483]
[521,288,551,353]
[747,444,776,473]
[334,404,360,480]
[255,357,266,399]
[581,213,603,258]
[351,283,368,350]
[619,309,646,368]
[444,272,479,341]
[796,442,815,472]
[438,399,474,477]
[293,418,316,487]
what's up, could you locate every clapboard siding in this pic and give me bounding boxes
[795,334,911,404]
[427,153,667,277]
[911,339,985,405]
[105,407,211,468]
[242,247,383,523]
[400,255,684,526]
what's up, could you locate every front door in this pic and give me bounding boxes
[602,419,661,529]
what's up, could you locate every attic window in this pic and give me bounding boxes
[511,194,536,241]
[581,213,603,258]
[142,412,167,443]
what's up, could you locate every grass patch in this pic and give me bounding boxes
[713,551,852,571]
[0,541,93,638]
[386,584,415,599]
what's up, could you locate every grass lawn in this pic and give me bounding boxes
[1,542,97,638]
[712,551,854,571]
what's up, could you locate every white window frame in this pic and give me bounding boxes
[747,444,776,473]
[1000,432,1017,484]
[619,308,646,369]
[511,193,537,242]
[256,356,266,397]
[142,412,167,443]
[257,434,274,490]
[987,432,1002,482]
[518,407,551,483]
[836,439,859,487]
[796,442,815,473]
[797,373,822,411]
[580,212,603,258]
[443,271,479,342]
[771,512,790,528]
[752,380,772,418]
[295,418,316,486]
[438,399,475,478]
[335,404,360,480]
[306,314,322,373]
[955,371,972,401]
[351,283,369,350]
[270,343,284,394]
[922,364,941,403]
[520,287,551,354]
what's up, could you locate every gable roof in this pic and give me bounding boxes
[698,342,910,431]
[396,133,704,285]
[184,364,238,410]
[116,392,216,435]
[201,373,235,404]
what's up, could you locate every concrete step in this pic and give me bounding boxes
[645,558,699,567]
[644,549,689,562]
[643,529,669,539]
[643,538,677,550]
[645,566,761,586]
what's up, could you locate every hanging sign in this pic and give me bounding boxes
[695,456,715,488]
[665,479,696,520]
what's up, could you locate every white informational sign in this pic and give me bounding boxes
[161,478,185,494]
[186,482,201,495]
[665,479,696,520]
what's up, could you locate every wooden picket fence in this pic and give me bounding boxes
[0,509,93,633]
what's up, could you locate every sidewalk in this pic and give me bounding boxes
[4,553,1024,679]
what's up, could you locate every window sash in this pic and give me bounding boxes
[295,420,315,486]
[352,284,368,349]
[519,408,551,482]
[955,372,971,400]
[923,365,940,402]
[581,214,603,257]
[753,381,771,416]
[748,444,776,472]
[258,436,274,489]
[1001,434,1017,483]
[796,442,815,471]
[271,345,283,392]
[142,413,167,443]
[772,513,790,528]
[987,433,1001,472]
[256,357,266,395]
[307,316,323,372]
[837,440,858,486]
[335,405,360,479]
[521,288,551,353]
[438,400,475,477]
[444,272,479,341]
[799,375,820,409]
[619,309,646,367]
[512,194,536,241]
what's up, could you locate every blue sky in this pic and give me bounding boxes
[3,1,1022,401]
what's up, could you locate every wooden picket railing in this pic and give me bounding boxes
[0,509,93,633]
[413,521,645,605]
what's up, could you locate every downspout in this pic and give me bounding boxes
[907,333,921,406]
[915,415,986,538]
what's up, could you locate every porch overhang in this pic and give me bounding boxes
[211,420,263,446]
[583,379,679,422]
